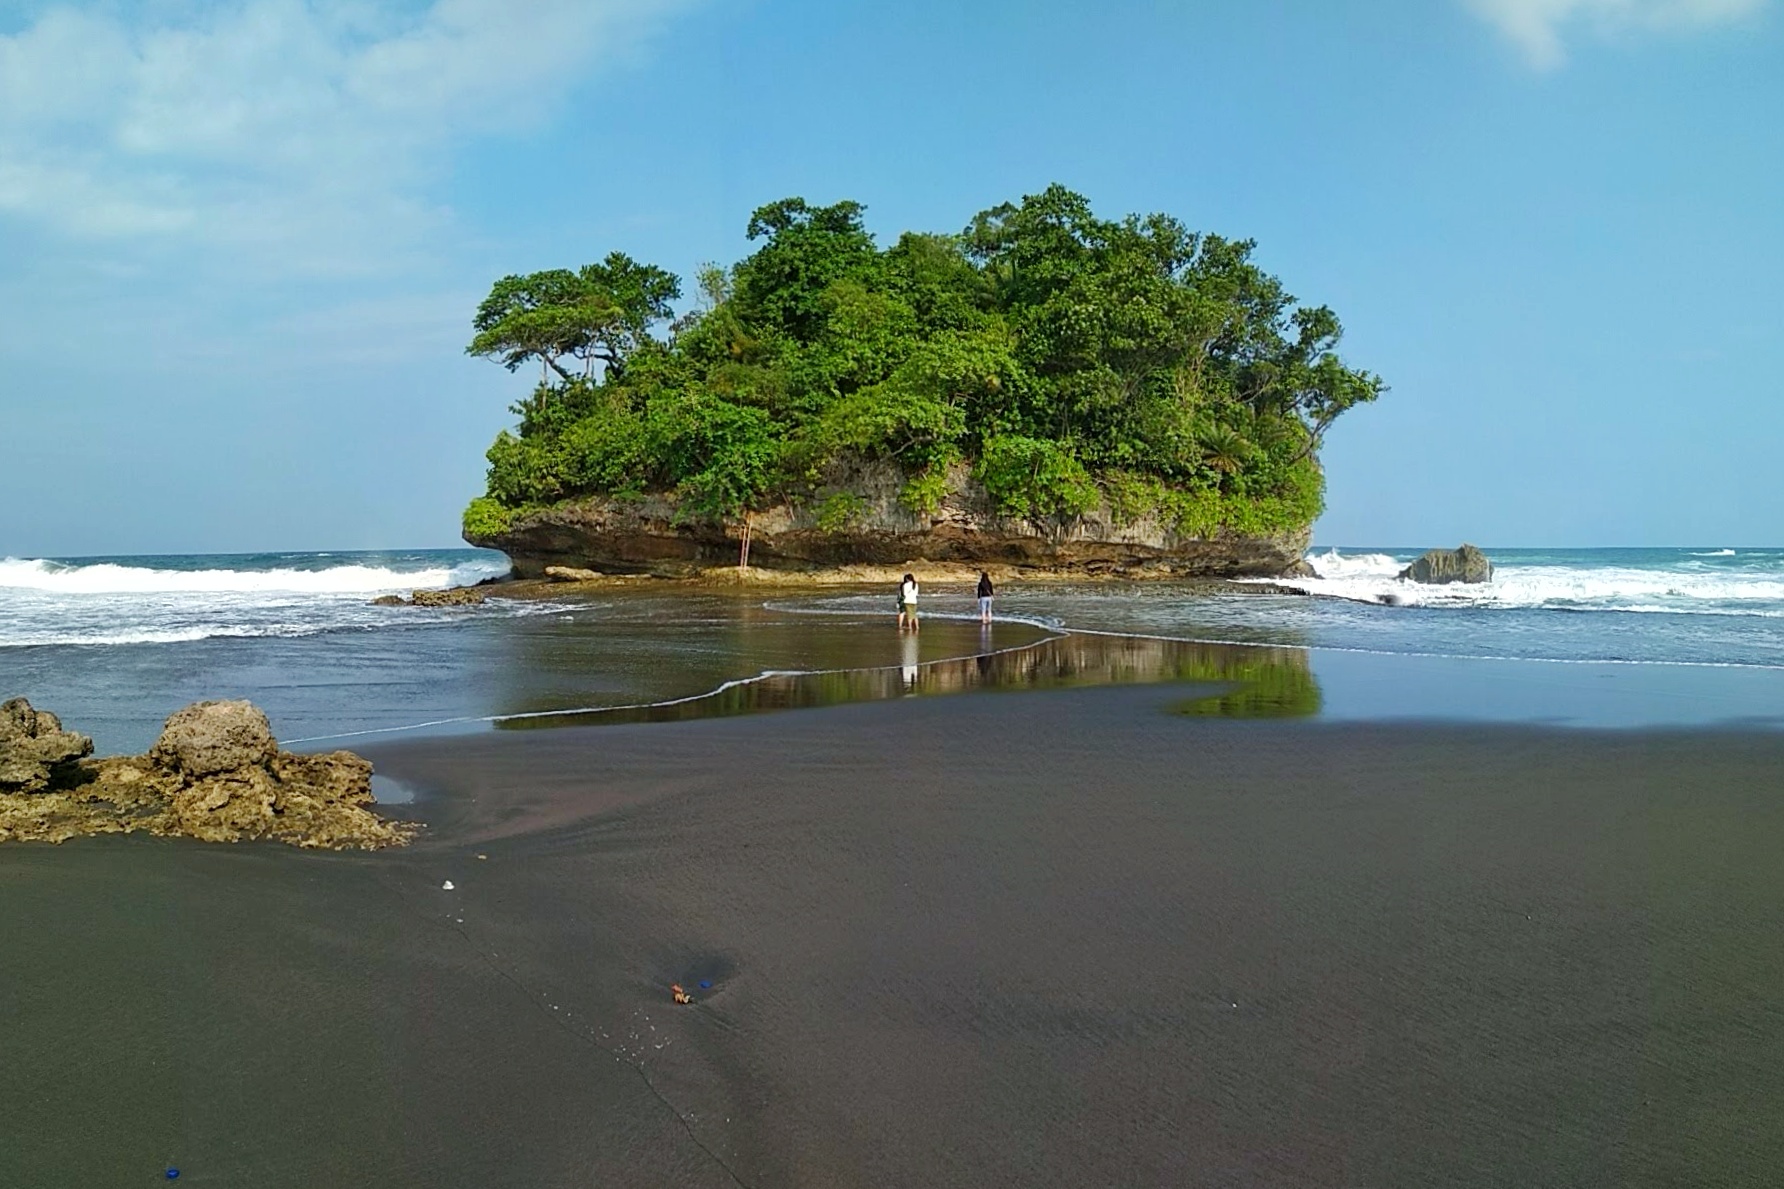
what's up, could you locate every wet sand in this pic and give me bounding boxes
[7,682,1784,1186]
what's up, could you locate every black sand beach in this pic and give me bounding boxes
[7,678,1784,1186]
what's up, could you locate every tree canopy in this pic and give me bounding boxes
[464,185,1383,537]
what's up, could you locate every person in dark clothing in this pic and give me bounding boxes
[976,571,995,623]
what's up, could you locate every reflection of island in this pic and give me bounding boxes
[497,633,1320,730]
[1170,644,1323,718]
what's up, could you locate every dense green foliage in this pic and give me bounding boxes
[464,186,1381,538]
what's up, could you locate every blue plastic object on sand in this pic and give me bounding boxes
[166,1170,180,1180]
[699,979,712,989]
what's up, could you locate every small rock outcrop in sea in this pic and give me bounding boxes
[372,587,486,607]
[1400,544,1494,585]
[0,698,414,849]
[0,698,95,793]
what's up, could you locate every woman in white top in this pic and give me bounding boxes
[898,573,919,632]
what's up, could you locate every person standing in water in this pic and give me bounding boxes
[976,571,995,624]
[898,572,920,632]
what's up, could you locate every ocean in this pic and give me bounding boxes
[4,545,1783,754]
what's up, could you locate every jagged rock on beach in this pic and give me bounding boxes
[149,700,277,777]
[543,565,603,582]
[0,699,415,849]
[1400,544,1494,585]
[0,698,95,794]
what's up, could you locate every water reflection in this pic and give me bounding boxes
[496,633,1321,730]
[1171,644,1324,718]
[486,599,1051,721]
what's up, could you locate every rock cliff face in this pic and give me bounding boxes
[467,462,1311,578]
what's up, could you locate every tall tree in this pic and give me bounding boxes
[467,253,681,384]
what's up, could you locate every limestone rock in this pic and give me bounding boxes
[142,749,399,849]
[3,699,415,849]
[1400,544,1494,585]
[544,565,603,582]
[0,697,95,793]
[408,587,485,607]
[372,587,486,607]
[150,700,277,777]
[466,457,1312,578]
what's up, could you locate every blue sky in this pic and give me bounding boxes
[1,0,1778,555]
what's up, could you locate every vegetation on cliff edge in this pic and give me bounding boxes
[464,186,1382,541]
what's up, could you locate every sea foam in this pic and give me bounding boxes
[0,552,515,648]
[0,556,506,596]
[1288,549,1784,615]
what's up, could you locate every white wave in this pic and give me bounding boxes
[0,624,321,648]
[0,556,508,596]
[1690,549,1737,557]
[1282,550,1784,615]
[1302,548,1403,579]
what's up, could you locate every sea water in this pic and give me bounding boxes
[4,546,1783,752]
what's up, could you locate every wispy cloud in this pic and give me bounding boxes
[1465,0,1768,68]
[0,0,689,272]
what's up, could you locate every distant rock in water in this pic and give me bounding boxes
[372,587,486,607]
[410,587,485,606]
[0,698,95,794]
[1400,544,1494,585]
[0,698,414,849]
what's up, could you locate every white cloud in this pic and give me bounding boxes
[1465,0,1768,67]
[0,0,688,270]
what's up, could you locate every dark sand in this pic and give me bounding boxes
[7,683,1784,1186]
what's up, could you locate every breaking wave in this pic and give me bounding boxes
[0,556,506,595]
[0,551,517,648]
[1283,549,1784,616]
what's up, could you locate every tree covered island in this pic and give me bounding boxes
[462,185,1382,576]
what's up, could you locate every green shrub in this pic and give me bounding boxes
[1101,470,1166,528]
[976,436,1100,524]
[1164,458,1323,537]
[462,496,515,541]
[483,431,572,505]
[814,491,869,531]
[898,463,952,516]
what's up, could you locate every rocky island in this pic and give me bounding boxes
[460,186,1381,577]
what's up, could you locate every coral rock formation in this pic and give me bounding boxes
[0,699,414,849]
[0,697,94,793]
[373,588,487,607]
[150,699,279,777]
